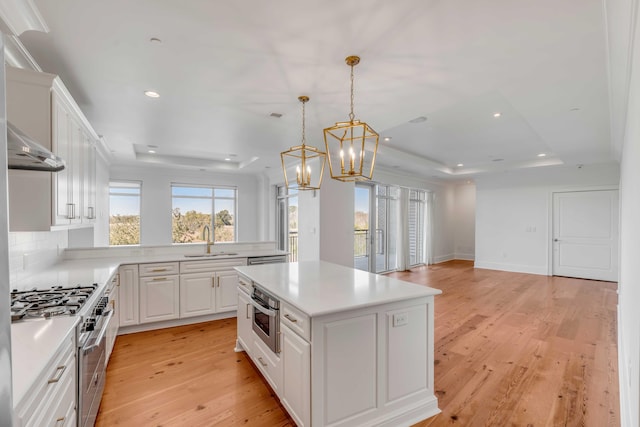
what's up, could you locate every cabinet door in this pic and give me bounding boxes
[139,275,180,323]
[81,132,97,223]
[52,94,72,225]
[68,118,82,225]
[118,265,139,326]
[281,324,311,427]
[179,273,216,318]
[215,269,239,312]
[236,290,253,355]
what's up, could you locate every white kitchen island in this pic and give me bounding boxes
[235,261,442,427]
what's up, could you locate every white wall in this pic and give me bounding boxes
[110,165,261,246]
[298,189,320,262]
[616,0,640,422]
[319,177,354,267]
[8,230,68,284]
[454,183,476,260]
[474,163,620,275]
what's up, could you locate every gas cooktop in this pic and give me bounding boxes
[10,284,98,322]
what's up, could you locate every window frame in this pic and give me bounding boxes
[171,183,238,244]
[108,180,142,246]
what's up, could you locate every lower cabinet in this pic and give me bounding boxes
[216,269,240,312]
[14,331,77,427]
[281,323,311,427]
[139,275,180,323]
[236,288,253,356]
[118,265,139,327]
[179,272,216,317]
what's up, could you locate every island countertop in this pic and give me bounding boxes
[235,260,442,317]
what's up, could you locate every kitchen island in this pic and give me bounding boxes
[235,261,442,427]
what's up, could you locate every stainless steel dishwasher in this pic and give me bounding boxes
[246,255,288,265]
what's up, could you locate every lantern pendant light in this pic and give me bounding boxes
[280,96,326,191]
[323,55,379,182]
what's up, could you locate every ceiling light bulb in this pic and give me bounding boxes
[144,90,160,98]
[537,153,547,157]
[493,112,501,118]
[457,163,464,167]
[383,137,392,142]
[224,158,231,161]
[148,150,156,154]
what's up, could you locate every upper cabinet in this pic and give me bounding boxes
[6,66,100,231]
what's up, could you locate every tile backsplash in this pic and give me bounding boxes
[8,230,68,284]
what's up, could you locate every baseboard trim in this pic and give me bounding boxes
[473,261,548,276]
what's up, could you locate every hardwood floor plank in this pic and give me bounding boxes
[96,261,619,426]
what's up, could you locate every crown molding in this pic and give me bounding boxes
[0,0,48,36]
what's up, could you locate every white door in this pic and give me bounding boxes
[552,190,619,281]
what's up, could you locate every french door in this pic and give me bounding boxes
[354,183,398,273]
[276,186,298,261]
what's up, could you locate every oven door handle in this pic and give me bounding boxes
[249,298,277,317]
[82,310,113,355]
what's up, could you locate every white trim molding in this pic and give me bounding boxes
[0,0,48,36]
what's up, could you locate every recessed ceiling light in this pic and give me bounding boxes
[383,137,392,142]
[570,107,581,112]
[150,37,162,44]
[148,150,156,154]
[224,158,231,161]
[493,112,502,118]
[144,90,160,98]
[457,163,464,167]
[492,158,504,162]
[409,116,427,123]
[537,153,547,157]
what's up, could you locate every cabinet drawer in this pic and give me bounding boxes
[29,356,76,427]
[139,262,179,277]
[16,333,76,427]
[237,274,252,296]
[252,336,283,393]
[180,258,246,274]
[281,302,311,342]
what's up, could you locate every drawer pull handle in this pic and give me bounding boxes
[152,277,167,282]
[246,303,251,319]
[212,277,216,288]
[55,416,66,427]
[284,314,298,323]
[151,268,169,272]
[257,357,268,367]
[48,365,66,384]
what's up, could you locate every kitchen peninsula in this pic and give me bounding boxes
[235,261,442,427]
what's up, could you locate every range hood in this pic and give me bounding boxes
[6,122,65,172]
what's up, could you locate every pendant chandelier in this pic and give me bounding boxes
[323,55,379,182]
[280,96,326,191]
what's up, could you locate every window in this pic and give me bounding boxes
[171,184,237,244]
[109,181,141,246]
[276,185,298,261]
[409,189,427,266]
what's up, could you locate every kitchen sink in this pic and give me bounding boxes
[184,252,239,258]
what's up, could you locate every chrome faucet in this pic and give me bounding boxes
[202,225,214,253]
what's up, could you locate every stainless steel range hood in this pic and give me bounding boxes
[6,122,65,172]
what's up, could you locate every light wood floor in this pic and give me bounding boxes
[96,261,619,426]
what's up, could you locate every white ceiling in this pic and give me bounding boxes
[17,0,615,180]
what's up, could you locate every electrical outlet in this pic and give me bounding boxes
[393,313,408,327]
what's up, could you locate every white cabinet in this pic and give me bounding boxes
[5,66,100,231]
[281,323,311,427]
[179,272,216,317]
[179,259,245,318]
[216,269,240,312]
[13,331,76,427]
[139,263,180,324]
[118,265,139,327]
[105,273,120,363]
[236,288,253,355]
[252,333,283,394]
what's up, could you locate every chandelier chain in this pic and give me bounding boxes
[349,63,355,122]
[301,98,306,145]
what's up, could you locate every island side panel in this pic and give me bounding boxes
[311,296,440,427]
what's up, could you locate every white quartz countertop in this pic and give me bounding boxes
[11,258,121,292]
[235,261,442,317]
[11,316,79,406]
